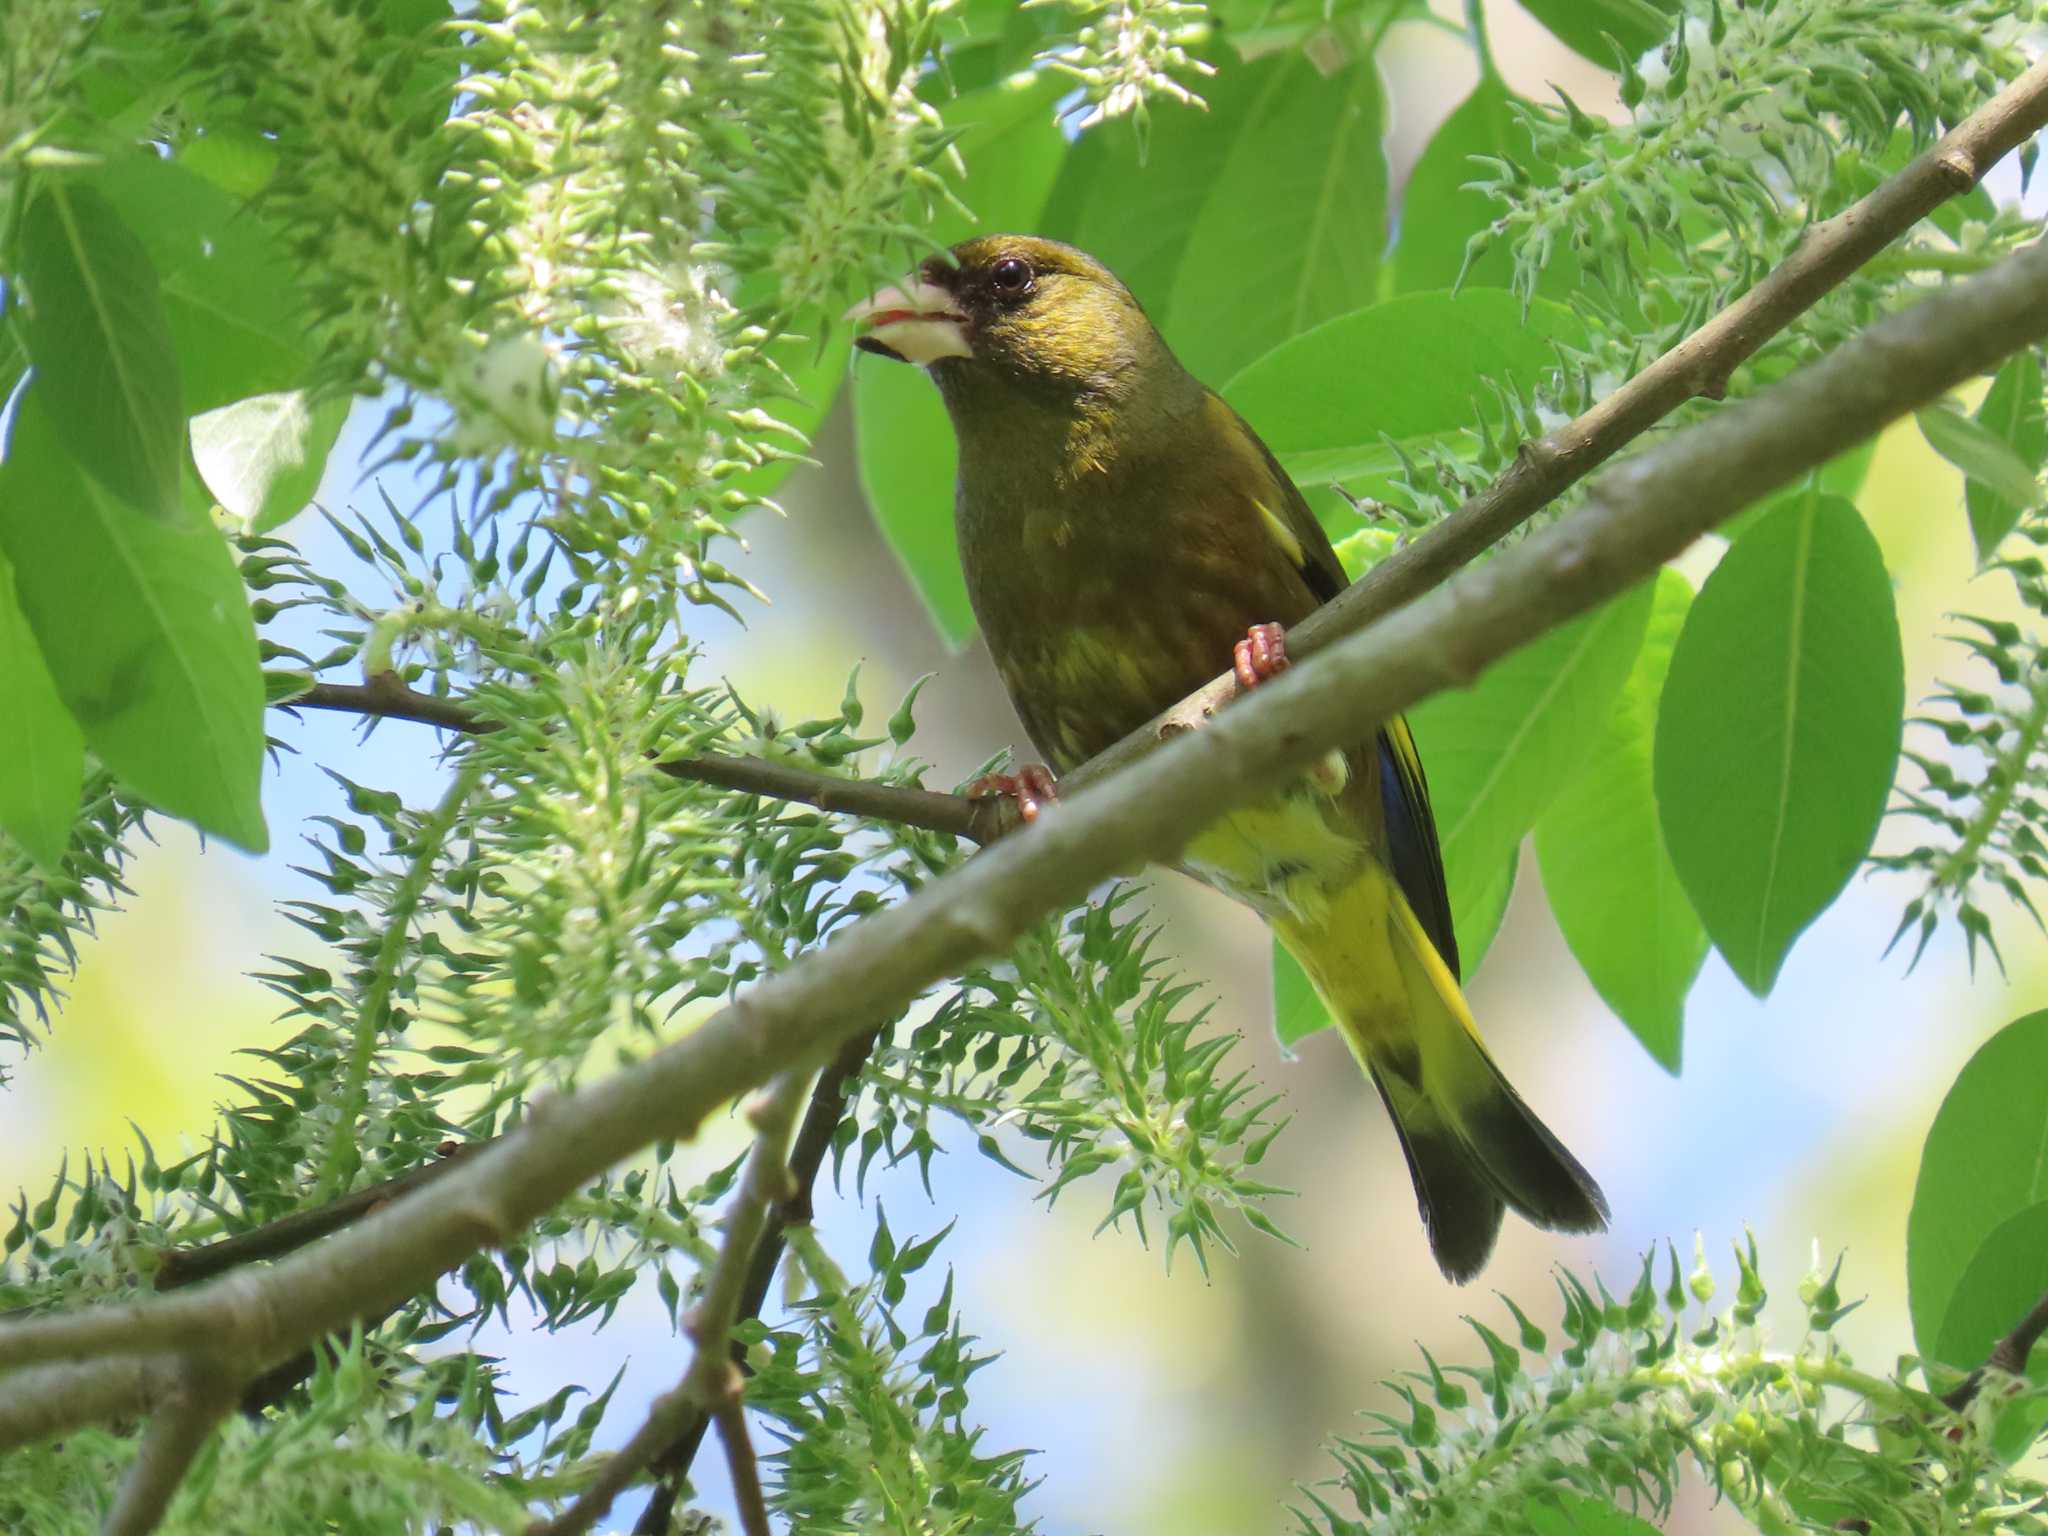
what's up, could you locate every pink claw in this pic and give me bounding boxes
[1233,622,1289,691]
[967,762,1061,824]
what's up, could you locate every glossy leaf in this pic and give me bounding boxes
[1223,289,1583,494]
[1908,1009,2048,1366]
[94,153,312,413]
[1516,0,1676,65]
[1164,51,1385,384]
[1931,1202,2048,1378]
[1394,77,1569,298]
[0,551,84,868]
[1918,402,2041,516]
[1411,582,1654,976]
[1536,571,1705,1072]
[853,74,1068,647]
[191,390,351,533]
[0,389,267,852]
[17,183,184,518]
[1655,493,1902,996]
[1963,352,2048,562]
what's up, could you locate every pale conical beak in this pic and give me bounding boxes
[846,277,971,366]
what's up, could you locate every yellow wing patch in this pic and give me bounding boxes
[1255,497,1305,569]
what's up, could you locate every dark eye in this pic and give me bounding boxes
[989,256,1033,298]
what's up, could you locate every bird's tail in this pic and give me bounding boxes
[1274,865,1607,1283]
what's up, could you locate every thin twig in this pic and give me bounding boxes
[1941,1285,2048,1411]
[286,678,1002,844]
[631,1027,882,1536]
[101,1366,233,1536]
[714,1396,772,1536]
[154,1140,484,1292]
[530,1069,812,1536]
[7,206,2048,1448]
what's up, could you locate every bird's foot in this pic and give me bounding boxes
[1233,622,1289,691]
[967,762,1060,824]
[1233,622,1346,795]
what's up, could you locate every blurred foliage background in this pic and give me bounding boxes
[4,0,2048,1530]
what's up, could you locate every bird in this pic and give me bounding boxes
[848,235,1606,1281]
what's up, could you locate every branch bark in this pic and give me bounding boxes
[287,678,1002,844]
[101,1368,233,1536]
[530,1070,811,1536]
[8,219,2048,1449]
[278,54,2048,841]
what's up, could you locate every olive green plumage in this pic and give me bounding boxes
[855,234,1607,1281]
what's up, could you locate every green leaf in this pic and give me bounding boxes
[1222,289,1584,495]
[0,388,268,852]
[1918,401,2042,521]
[0,551,85,868]
[1535,571,1705,1072]
[1526,1490,1663,1536]
[1931,1201,2048,1379]
[94,153,312,413]
[1515,0,1676,65]
[1654,492,1902,996]
[1964,353,2048,562]
[1410,582,1654,976]
[17,182,184,518]
[1394,78,1569,297]
[190,390,350,533]
[1272,944,1324,1049]
[852,74,1067,648]
[1163,51,1386,384]
[1908,1009,2048,1366]
[1038,48,1270,352]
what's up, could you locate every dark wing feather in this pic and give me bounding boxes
[1208,392,1463,979]
[1376,717,1460,980]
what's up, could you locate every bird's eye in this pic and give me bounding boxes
[989,257,1034,297]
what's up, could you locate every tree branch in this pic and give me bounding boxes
[713,1396,772,1536]
[101,1367,233,1536]
[1060,52,2048,796]
[278,56,2048,842]
[153,1140,485,1293]
[6,222,2048,1457]
[285,679,1002,844]
[531,1070,812,1536]
[1941,1285,2048,1411]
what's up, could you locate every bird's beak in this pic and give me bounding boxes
[846,277,971,366]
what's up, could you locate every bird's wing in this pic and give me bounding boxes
[1206,391,1462,980]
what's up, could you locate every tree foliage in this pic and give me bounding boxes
[2,0,2048,1532]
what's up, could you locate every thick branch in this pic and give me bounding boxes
[531,1070,812,1536]
[102,1369,233,1536]
[0,1355,176,1450]
[5,226,2047,1430]
[281,57,2048,840]
[287,678,1001,843]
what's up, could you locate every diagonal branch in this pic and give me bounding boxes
[101,1364,234,1536]
[277,54,2048,840]
[1941,1285,2048,1411]
[530,1069,813,1536]
[6,214,2048,1447]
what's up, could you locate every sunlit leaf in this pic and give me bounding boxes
[1412,582,1654,976]
[0,550,84,868]
[1918,401,2041,519]
[1655,492,1902,995]
[1908,1009,2048,1366]
[0,388,267,852]
[17,182,184,518]
[190,390,350,533]
[1536,571,1705,1072]
[1962,353,2048,562]
[1516,0,1676,65]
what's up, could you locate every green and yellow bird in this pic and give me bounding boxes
[850,235,1606,1280]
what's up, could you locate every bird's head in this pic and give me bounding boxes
[848,235,1172,405]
